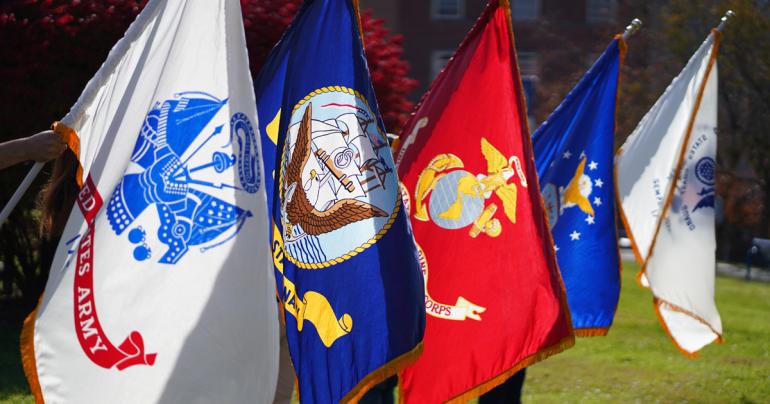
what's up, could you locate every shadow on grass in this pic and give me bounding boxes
[0,322,32,403]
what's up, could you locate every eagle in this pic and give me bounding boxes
[284,103,387,236]
[439,138,518,225]
[560,157,594,216]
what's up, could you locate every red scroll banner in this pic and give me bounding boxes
[74,176,156,370]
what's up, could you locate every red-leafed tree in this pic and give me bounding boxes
[0,0,416,139]
[239,2,418,132]
[0,0,417,307]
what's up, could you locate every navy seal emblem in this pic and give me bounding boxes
[279,87,398,268]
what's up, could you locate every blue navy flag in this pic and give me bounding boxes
[532,37,625,336]
[254,0,425,402]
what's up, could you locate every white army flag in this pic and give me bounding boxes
[21,0,279,402]
[616,31,723,356]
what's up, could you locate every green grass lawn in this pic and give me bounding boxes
[0,322,33,404]
[523,261,770,403]
[1,261,768,403]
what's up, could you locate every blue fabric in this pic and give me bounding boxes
[253,1,425,402]
[531,39,622,332]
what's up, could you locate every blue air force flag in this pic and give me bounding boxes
[532,38,625,335]
[254,0,425,402]
[22,1,279,402]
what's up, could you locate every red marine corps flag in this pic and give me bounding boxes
[395,0,574,401]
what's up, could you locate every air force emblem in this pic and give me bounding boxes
[542,156,600,230]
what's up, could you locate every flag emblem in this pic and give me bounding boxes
[106,93,259,265]
[542,154,605,231]
[280,87,398,268]
[695,156,715,186]
[412,138,526,238]
[693,156,716,213]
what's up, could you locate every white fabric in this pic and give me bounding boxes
[32,1,279,402]
[616,33,722,355]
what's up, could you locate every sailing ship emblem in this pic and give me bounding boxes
[280,87,399,268]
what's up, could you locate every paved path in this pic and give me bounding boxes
[618,248,770,283]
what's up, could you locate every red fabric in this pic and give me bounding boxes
[396,2,573,402]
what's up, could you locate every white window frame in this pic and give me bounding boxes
[430,50,455,81]
[517,51,538,77]
[586,0,617,24]
[511,0,540,22]
[431,0,464,20]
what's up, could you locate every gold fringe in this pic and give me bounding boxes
[20,299,44,403]
[575,327,609,337]
[350,0,365,48]
[652,297,724,359]
[605,33,628,330]
[341,341,424,403]
[443,335,575,403]
[615,191,644,267]
[52,121,83,187]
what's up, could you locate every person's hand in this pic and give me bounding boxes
[23,130,67,162]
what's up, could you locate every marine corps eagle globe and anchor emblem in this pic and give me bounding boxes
[413,137,527,237]
[403,136,528,322]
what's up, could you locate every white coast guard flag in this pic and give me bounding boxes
[616,31,722,356]
[21,0,279,402]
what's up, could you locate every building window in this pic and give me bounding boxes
[585,52,600,69]
[430,50,454,80]
[517,51,538,113]
[517,51,538,77]
[431,0,464,20]
[521,75,538,112]
[511,0,540,21]
[586,0,617,24]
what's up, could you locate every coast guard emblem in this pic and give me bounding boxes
[107,92,260,265]
[693,156,716,212]
[279,87,398,268]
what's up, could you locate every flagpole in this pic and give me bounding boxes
[716,10,735,33]
[621,18,643,41]
[0,162,44,227]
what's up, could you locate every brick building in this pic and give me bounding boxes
[359,0,632,125]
